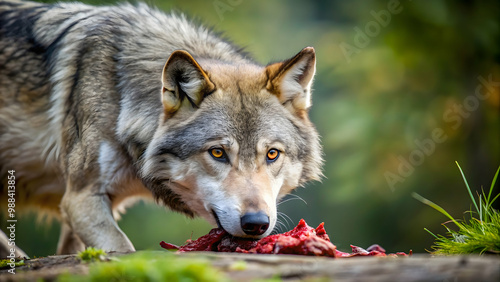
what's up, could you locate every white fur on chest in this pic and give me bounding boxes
[98,141,153,219]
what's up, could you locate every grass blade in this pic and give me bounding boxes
[424,228,439,239]
[479,196,483,223]
[456,161,479,214]
[490,193,500,207]
[487,166,500,204]
[412,192,463,229]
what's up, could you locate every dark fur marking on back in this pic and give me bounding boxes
[44,15,93,74]
[64,41,87,142]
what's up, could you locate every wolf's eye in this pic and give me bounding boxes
[266,149,280,163]
[209,148,227,162]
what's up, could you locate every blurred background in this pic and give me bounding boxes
[1,0,499,257]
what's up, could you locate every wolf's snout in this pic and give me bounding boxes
[240,211,269,235]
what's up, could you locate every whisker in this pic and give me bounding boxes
[277,211,293,227]
[277,197,296,206]
[288,194,308,205]
[273,219,286,234]
[277,194,308,206]
[277,223,286,234]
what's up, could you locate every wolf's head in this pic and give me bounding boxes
[142,47,322,238]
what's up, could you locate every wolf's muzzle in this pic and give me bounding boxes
[240,211,269,236]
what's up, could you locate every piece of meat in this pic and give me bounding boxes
[160,228,227,252]
[335,244,412,257]
[217,235,258,252]
[160,219,411,258]
[240,219,337,257]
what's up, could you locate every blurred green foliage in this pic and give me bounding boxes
[1,0,498,256]
[59,251,227,282]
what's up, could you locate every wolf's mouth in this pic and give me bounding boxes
[211,209,223,230]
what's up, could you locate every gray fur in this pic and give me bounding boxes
[0,0,322,256]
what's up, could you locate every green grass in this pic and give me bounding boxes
[0,259,25,268]
[413,162,500,255]
[77,247,107,262]
[59,251,227,281]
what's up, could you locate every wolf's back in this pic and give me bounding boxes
[0,0,250,105]
[0,0,250,202]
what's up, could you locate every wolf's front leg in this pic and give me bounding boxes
[56,222,85,255]
[59,186,135,253]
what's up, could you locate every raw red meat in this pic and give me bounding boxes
[239,219,336,257]
[160,228,227,252]
[160,219,411,258]
[334,244,412,257]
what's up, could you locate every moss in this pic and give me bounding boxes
[229,260,247,271]
[0,258,25,268]
[77,247,107,262]
[59,251,227,281]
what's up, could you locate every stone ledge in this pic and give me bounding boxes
[1,252,499,281]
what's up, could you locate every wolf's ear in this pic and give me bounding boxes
[162,50,215,116]
[266,47,316,116]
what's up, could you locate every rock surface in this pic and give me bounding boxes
[1,252,499,281]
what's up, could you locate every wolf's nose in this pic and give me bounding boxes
[240,212,269,235]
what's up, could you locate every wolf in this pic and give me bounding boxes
[0,0,322,256]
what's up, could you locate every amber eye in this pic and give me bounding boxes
[209,148,226,161]
[266,149,280,163]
